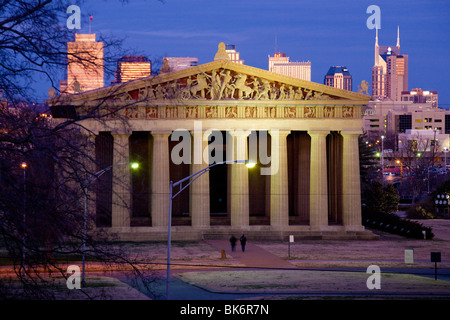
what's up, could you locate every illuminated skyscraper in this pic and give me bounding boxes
[225,44,244,64]
[114,56,151,83]
[324,66,352,91]
[160,57,198,73]
[268,53,311,81]
[61,33,104,94]
[372,27,408,101]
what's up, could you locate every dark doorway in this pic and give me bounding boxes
[248,131,270,225]
[129,132,151,226]
[95,132,113,227]
[287,131,310,225]
[209,131,230,225]
[169,134,191,226]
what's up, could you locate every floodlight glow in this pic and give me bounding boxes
[245,160,256,168]
[131,162,139,169]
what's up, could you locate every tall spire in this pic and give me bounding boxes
[396,25,400,49]
[375,27,379,46]
[374,28,379,66]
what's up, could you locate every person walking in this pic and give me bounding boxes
[239,234,247,252]
[229,235,237,251]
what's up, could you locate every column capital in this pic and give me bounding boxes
[308,130,330,137]
[340,130,363,136]
[269,129,291,136]
[228,130,251,137]
[151,130,172,137]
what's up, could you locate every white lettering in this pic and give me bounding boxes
[366,5,381,30]
[66,265,81,289]
[366,265,381,289]
[66,5,81,30]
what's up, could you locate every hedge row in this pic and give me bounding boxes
[362,209,434,239]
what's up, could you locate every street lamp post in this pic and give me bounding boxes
[21,162,27,278]
[81,161,139,284]
[443,147,448,172]
[396,159,403,177]
[166,159,255,300]
[381,135,385,171]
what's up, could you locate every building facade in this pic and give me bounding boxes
[60,33,104,94]
[371,28,408,101]
[363,100,450,137]
[401,88,438,108]
[49,43,374,241]
[324,66,352,91]
[114,56,151,83]
[160,57,199,73]
[268,53,311,81]
[225,44,244,64]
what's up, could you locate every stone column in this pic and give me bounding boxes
[229,130,250,227]
[341,131,364,230]
[308,130,329,229]
[269,130,290,227]
[83,132,98,224]
[111,133,131,228]
[151,131,171,227]
[190,130,210,228]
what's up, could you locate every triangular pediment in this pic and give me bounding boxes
[50,60,370,107]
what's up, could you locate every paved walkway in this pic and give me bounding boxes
[204,239,295,269]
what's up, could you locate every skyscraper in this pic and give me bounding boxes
[268,53,311,81]
[225,44,244,64]
[61,33,104,94]
[114,56,151,83]
[324,66,352,91]
[371,27,408,101]
[401,88,438,108]
[160,57,198,73]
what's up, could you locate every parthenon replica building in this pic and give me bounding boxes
[49,43,376,240]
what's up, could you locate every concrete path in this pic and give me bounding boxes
[204,239,296,269]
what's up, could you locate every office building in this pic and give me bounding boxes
[324,66,352,91]
[114,56,151,83]
[371,27,408,101]
[268,53,311,81]
[160,57,198,73]
[401,88,438,108]
[225,44,244,64]
[61,33,104,94]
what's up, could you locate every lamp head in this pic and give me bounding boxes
[245,160,256,168]
[131,162,139,169]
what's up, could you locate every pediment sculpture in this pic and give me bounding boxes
[112,68,334,102]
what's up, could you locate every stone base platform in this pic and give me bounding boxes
[101,226,380,242]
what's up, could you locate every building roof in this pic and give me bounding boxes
[326,66,351,76]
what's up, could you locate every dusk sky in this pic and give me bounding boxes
[54,0,449,105]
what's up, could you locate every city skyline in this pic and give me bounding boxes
[38,0,450,106]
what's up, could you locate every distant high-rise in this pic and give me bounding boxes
[114,56,151,83]
[401,88,438,108]
[324,66,352,91]
[61,33,104,94]
[372,27,408,101]
[160,57,198,73]
[225,44,244,64]
[268,53,311,81]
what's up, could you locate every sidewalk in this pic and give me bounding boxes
[205,239,295,269]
